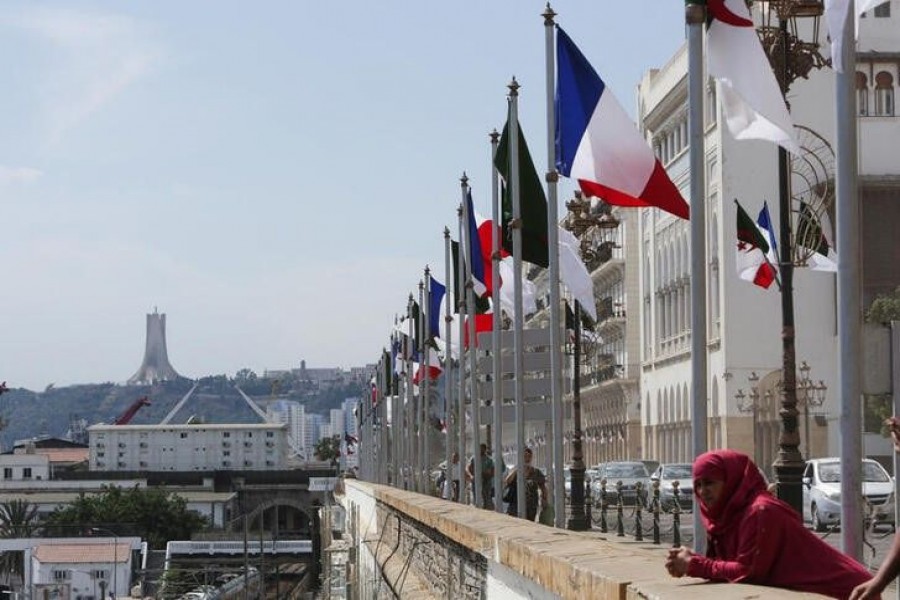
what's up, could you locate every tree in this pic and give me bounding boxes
[864,287,900,434]
[43,485,208,549]
[314,435,341,465]
[866,286,900,325]
[0,499,39,585]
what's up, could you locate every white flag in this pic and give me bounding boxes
[707,0,800,155]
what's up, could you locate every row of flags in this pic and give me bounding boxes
[365,2,846,460]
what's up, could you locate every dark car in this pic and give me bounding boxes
[594,461,651,507]
[650,463,693,511]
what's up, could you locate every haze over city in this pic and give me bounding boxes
[0,2,684,391]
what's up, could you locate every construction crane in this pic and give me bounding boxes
[114,396,151,425]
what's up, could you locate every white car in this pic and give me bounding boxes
[802,457,895,532]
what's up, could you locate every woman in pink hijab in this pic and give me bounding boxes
[665,449,875,599]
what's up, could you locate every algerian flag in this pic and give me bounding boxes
[494,112,550,268]
[735,200,778,289]
[707,0,800,155]
[797,202,838,272]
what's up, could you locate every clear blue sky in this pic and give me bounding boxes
[0,1,685,391]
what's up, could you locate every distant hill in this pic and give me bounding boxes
[0,374,366,450]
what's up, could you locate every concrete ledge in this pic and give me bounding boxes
[343,480,829,600]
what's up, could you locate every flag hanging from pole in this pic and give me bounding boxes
[558,226,598,320]
[735,199,778,289]
[797,201,838,272]
[465,190,488,297]
[825,0,882,73]
[555,27,689,220]
[428,275,447,341]
[494,113,550,268]
[706,0,801,155]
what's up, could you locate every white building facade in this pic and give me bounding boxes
[633,1,900,469]
[88,423,289,472]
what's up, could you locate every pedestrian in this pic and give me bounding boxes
[665,449,874,599]
[443,452,462,501]
[503,447,548,521]
[466,443,496,509]
[849,416,900,600]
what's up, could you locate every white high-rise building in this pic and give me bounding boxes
[266,400,304,456]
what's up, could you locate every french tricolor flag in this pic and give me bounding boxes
[555,27,690,221]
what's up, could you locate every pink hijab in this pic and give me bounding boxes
[693,449,768,535]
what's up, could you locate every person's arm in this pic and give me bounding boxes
[685,504,781,583]
[849,418,900,599]
[849,531,900,599]
[536,469,549,506]
[504,468,517,487]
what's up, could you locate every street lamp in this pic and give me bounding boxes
[748,0,828,514]
[797,361,828,458]
[735,371,763,466]
[562,192,620,531]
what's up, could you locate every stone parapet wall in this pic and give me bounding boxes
[340,479,828,600]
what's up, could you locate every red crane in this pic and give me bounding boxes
[114,396,152,425]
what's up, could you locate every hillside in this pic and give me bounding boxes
[0,374,366,450]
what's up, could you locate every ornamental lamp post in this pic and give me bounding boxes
[748,0,827,515]
[796,360,827,458]
[562,192,619,531]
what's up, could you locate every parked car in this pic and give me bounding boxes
[650,463,694,511]
[802,457,896,532]
[592,461,651,506]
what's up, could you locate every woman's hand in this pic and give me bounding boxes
[886,417,900,453]
[849,579,884,600]
[665,546,695,578]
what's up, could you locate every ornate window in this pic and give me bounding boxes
[875,71,895,116]
[856,72,869,116]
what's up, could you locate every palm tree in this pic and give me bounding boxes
[0,499,39,587]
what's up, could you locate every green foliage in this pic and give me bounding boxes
[0,500,40,582]
[44,485,208,549]
[314,435,341,464]
[866,286,900,324]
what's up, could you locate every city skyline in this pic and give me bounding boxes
[0,2,685,391]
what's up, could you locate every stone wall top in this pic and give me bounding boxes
[343,479,830,600]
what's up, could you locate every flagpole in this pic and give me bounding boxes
[686,0,709,554]
[380,352,389,484]
[444,227,454,500]
[509,79,527,519]
[490,128,504,514]
[835,0,863,560]
[457,204,468,504]
[424,267,433,494]
[462,176,484,508]
[418,278,427,492]
[542,4,565,528]
[391,324,400,487]
[406,293,415,491]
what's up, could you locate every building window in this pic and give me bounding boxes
[2,468,11,479]
[53,570,70,581]
[180,432,188,439]
[22,468,32,479]
[266,431,274,438]
[92,569,108,579]
[856,72,869,116]
[875,1,890,17]
[875,71,895,116]
[223,432,231,438]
